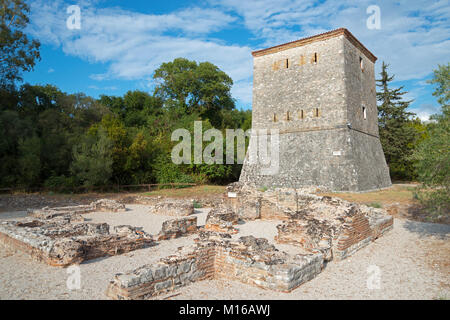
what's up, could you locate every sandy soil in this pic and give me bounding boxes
[0,205,448,300]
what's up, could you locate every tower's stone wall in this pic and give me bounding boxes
[240,29,391,192]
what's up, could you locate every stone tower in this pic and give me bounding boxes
[239,28,392,192]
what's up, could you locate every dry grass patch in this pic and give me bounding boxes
[141,185,226,198]
[320,184,417,206]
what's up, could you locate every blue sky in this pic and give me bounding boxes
[23,0,450,121]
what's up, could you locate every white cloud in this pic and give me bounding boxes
[27,0,253,104]
[410,103,441,121]
[213,0,450,81]
[27,0,449,107]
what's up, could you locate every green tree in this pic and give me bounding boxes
[412,64,450,219]
[428,63,449,107]
[17,134,41,188]
[376,62,418,180]
[71,128,113,187]
[154,58,235,127]
[0,0,40,86]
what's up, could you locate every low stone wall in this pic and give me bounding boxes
[0,218,153,267]
[106,244,216,300]
[204,207,239,234]
[106,235,325,299]
[275,205,393,261]
[147,199,194,217]
[155,216,198,241]
[215,246,323,292]
[28,199,126,219]
[226,183,261,220]
[227,183,394,261]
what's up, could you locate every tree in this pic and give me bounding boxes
[428,63,449,107]
[71,128,113,187]
[0,0,40,87]
[17,134,41,188]
[153,58,235,127]
[412,64,450,219]
[376,62,418,180]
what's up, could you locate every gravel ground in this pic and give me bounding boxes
[0,205,448,300]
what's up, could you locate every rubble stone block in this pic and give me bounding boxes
[147,199,194,216]
[155,216,198,241]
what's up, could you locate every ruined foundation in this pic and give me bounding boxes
[106,182,393,299]
[106,234,324,299]
[0,200,198,266]
[1,181,393,297]
[28,199,126,219]
[0,218,153,266]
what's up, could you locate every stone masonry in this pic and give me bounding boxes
[106,183,393,299]
[147,199,194,216]
[239,28,392,192]
[106,234,324,299]
[0,217,154,266]
[28,199,126,220]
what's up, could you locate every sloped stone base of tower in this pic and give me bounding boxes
[239,128,391,192]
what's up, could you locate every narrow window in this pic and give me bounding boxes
[285,59,289,68]
[363,106,367,119]
[314,108,319,117]
[360,57,364,71]
[286,111,291,121]
[299,110,304,119]
[273,113,277,122]
[312,52,318,64]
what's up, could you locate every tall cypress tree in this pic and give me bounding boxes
[376,62,418,180]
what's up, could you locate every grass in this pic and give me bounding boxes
[367,202,383,208]
[193,200,203,208]
[141,185,226,198]
[320,184,417,206]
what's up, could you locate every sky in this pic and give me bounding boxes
[23,0,450,121]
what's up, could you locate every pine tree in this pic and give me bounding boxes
[376,62,418,180]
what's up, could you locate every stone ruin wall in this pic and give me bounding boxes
[225,183,393,261]
[0,220,154,267]
[106,235,324,300]
[0,200,200,267]
[146,199,194,217]
[0,182,393,299]
[106,183,393,299]
[106,244,216,300]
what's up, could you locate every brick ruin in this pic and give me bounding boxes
[106,182,393,299]
[0,199,198,266]
[0,184,393,298]
[28,199,126,219]
[106,233,324,299]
